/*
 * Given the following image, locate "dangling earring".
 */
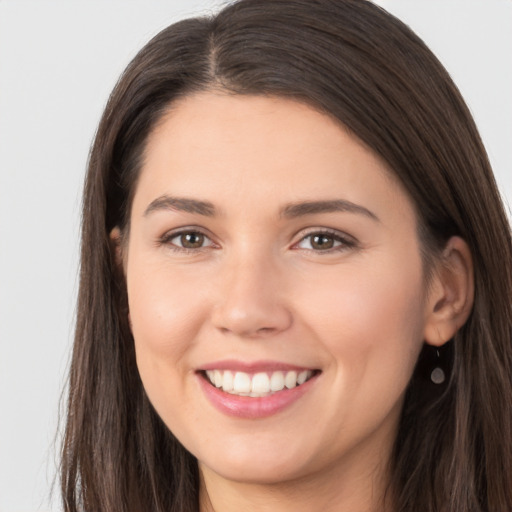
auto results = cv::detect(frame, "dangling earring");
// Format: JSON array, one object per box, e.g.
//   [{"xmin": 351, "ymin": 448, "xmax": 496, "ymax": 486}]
[{"xmin": 430, "ymin": 349, "xmax": 446, "ymax": 384}]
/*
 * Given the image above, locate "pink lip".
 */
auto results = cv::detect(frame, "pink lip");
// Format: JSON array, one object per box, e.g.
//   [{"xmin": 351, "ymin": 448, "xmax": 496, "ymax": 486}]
[
  {"xmin": 199, "ymin": 359, "xmax": 313, "ymax": 373},
  {"xmin": 196, "ymin": 368, "xmax": 320, "ymax": 419}
]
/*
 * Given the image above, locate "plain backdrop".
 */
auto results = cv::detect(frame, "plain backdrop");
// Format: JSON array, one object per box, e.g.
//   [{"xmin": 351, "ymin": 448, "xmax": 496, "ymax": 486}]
[{"xmin": 0, "ymin": 1, "xmax": 510, "ymax": 511}]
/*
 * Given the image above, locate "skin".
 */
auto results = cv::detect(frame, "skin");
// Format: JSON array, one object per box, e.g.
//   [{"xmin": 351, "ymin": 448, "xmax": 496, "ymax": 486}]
[{"xmin": 115, "ymin": 92, "xmax": 473, "ymax": 512}]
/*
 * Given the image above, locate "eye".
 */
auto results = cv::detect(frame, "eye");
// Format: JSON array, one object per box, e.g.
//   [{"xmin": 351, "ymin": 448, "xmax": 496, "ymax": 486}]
[
  {"xmin": 162, "ymin": 230, "xmax": 215, "ymax": 251},
  {"xmin": 294, "ymin": 230, "xmax": 355, "ymax": 252}
]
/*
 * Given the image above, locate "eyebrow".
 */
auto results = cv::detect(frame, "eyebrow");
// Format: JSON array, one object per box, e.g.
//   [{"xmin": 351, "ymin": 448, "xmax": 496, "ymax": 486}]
[
  {"xmin": 280, "ymin": 199, "xmax": 379, "ymax": 222},
  {"xmin": 143, "ymin": 195, "xmax": 379, "ymax": 222},
  {"xmin": 144, "ymin": 195, "xmax": 216, "ymax": 217}
]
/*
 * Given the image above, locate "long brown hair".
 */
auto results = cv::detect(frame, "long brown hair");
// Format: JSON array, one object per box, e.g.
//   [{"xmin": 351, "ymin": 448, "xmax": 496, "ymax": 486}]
[{"xmin": 61, "ymin": 1, "xmax": 512, "ymax": 510}]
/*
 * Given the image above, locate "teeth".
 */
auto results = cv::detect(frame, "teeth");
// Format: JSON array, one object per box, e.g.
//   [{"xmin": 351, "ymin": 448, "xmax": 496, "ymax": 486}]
[
  {"xmin": 222, "ymin": 370, "xmax": 234, "ymax": 392},
  {"xmin": 233, "ymin": 372, "xmax": 251, "ymax": 393},
  {"xmin": 214, "ymin": 370, "xmax": 223, "ymax": 388},
  {"xmin": 251, "ymin": 372, "xmax": 270, "ymax": 393},
  {"xmin": 285, "ymin": 371, "xmax": 297, "ymax": 389},
  {"xmin": 270, "ymin": 371, "xmax": 285, "ymax": 392},
  {"xmin": 297, "ymin": 370, "xmax": 308, "ymax": 385},
  {"xmin": 205, "ymin": 369, "xmax": 314, "ymax": 396}
]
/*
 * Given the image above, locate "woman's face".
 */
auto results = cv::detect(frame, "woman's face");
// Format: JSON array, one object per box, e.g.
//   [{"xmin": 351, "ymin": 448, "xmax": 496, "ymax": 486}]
[{"xmin": 124, "ymin": 92, "xmax": 435, "ymax": 486}]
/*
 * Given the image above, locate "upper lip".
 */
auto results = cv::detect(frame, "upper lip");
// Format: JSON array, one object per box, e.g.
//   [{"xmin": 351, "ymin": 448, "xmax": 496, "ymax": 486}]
[{"xmin": 198, "ymin": 359, "xmax": 318, "ymax": 373}]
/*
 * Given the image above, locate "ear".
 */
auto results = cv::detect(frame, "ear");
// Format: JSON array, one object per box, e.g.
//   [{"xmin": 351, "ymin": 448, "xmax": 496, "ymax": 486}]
[
  {"xmin": 423, "ymin": 236, "xmax": 474, "ymax": 346},
  {"xmin": 109, "ymin": 226, "xmax": 124, "ymax": 270},
  {"xmin": 109, "ymin": 227, "xmax": 132, "ymax": 330}
]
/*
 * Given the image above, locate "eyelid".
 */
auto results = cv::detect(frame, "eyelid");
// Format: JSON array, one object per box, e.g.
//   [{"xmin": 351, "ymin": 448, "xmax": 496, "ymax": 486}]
[
  {"xmin": 159, "ymin": 226, "xmax": 218, "ymax": 251},
  {"xmin": 157, "ymin": 225, "xmax": 357, "ymax": 253},
  {"xmin": 291, "ymin": 227, "xmax": 358, "ymax": 252}
]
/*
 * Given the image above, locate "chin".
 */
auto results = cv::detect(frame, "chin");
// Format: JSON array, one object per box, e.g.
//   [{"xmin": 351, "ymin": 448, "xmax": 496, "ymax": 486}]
[{"xmin": 196, "ymin": 437, "xmax": 319, "ymax": 485}]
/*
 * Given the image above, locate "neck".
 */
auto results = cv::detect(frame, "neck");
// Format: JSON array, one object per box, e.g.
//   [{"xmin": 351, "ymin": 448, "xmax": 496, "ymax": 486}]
[{"xmin": 198, "ymin": 448, "xmax": 394, "ymax": 512}]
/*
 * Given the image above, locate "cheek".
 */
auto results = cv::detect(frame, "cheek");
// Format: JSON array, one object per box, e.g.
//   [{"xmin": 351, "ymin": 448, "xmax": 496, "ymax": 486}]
[
  {"xmin": 125, "ymin": 255, "xmax": 208, "ymax": 405},
  {"xmin": 126, "ymin": 261, "xmax": 216, "ymax": 439},
  {"xmin": 127, "ymin": 257, "xmax": 203, "ymax": 349},
  {"xmin": 297, "ymin": 253, "xmax": 426, "ymax": 390},
  {"xmin": 288, "ymin": 256, "xmax": 427, "ymax": 450}
]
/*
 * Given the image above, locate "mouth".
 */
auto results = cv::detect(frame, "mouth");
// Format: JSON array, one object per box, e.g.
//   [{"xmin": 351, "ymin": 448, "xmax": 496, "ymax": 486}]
[{"xmin": 199, "ymin": 368, "xmax": 320, "ymax": 398}]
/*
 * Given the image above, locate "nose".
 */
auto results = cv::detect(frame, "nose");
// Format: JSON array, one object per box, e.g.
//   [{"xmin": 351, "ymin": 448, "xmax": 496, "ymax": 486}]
[{"xmin": 211, "ymin": 251, "xmax": 293, "ymax": 338}]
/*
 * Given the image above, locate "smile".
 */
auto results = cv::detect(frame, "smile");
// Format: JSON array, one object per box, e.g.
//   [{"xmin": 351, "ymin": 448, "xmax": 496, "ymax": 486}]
[
  {"xmin": 197, "ymin": 364, "xmax": 320, "ymax": 419},
  {"xmin": 204, "ymin": 369, "xmax": 315, "ymax": 397}
]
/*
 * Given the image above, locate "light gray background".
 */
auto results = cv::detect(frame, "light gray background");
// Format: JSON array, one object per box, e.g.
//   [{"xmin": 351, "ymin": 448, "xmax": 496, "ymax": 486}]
[{"xmin": 0, "ymin": 1, "xmax": 510, "ymax": 511}]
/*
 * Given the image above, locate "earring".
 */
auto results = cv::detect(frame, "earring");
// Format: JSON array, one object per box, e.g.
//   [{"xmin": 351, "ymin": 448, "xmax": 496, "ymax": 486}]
[{"xmin": 430, "ymin": 349, "xmax": 446, "ymax": 384}]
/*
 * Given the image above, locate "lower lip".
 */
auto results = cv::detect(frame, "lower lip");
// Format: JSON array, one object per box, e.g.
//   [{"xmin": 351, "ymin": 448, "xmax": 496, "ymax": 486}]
[{"xmin": 197, "ymin": 373, "xmax": 319, "ymax": 419}]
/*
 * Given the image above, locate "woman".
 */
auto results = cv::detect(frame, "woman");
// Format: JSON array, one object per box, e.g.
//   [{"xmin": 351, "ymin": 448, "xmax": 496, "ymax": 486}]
[{"xmin": 60, "ymin": 0, "xmax": 512, "ymax": 511}]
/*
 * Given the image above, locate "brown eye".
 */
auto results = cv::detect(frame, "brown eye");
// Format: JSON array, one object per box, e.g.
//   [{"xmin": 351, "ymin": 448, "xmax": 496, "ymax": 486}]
[
  {"xmin": 165, "ymin": 230, "xmax": 214, "ymax": 251},
  {"xmin": 310, "ymin": 234, "xmax": 335, "ymax": 250},
  {"xmin": 295, "ymin": 231, "xmax": 355, "ymax": 252},
  {"xmin": 180, "ymin": 232, "xmax": 205, "ymax": 248}
]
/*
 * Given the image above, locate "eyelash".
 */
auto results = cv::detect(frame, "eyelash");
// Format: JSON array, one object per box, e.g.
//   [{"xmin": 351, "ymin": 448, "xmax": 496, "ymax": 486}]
[
  {"xmin": 159, "ymin": 228, "xmax": 216, "ymax": 254},
  {"xmin": 293, "ymin": 229, "xmax": 357, "ymax": 254},
  {"xmin": 159, "ymin": 228, "xmax": 357, "ymax": 254}
]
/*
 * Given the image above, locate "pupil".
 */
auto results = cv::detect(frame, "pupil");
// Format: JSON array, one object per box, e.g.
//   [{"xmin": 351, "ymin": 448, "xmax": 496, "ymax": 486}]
[
  {"xmin": 182, "ymin": 232, "xmax": 204, "ymax": 248},
  {"xmin": 312, "ymin": 234, "xmax": 333, "ymax": 250}
]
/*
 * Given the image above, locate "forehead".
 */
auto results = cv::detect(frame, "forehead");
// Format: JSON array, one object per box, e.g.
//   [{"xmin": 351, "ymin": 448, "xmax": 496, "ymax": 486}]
[{"xmin": 133, "ymin": 92, "xmax": 414, "ymax": 223}]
